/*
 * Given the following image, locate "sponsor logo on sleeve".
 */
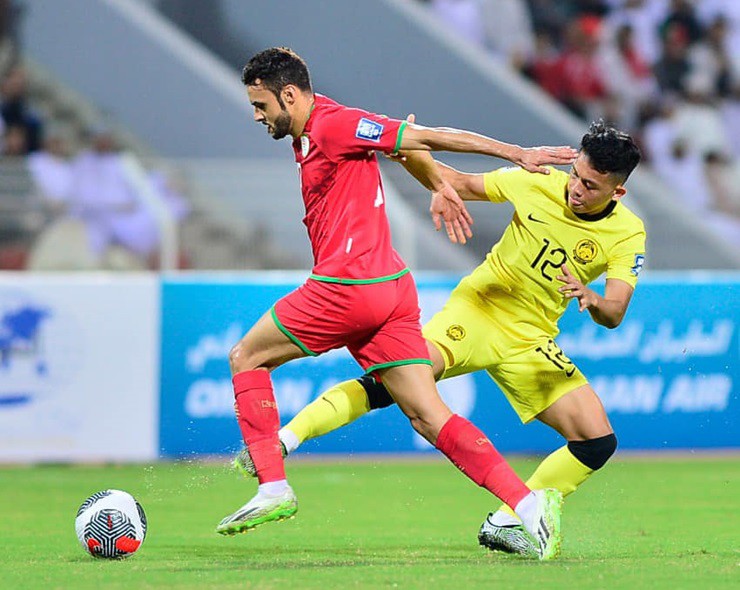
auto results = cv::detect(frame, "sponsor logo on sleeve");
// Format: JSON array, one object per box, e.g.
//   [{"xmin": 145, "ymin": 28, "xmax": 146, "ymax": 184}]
[
  {"xmin": 355, "ymin": 118, "xmax": 384, "ymax": 142},
  {"xmin": 631, "ymin": 254, "xmax": 645, "ymax": 276}
]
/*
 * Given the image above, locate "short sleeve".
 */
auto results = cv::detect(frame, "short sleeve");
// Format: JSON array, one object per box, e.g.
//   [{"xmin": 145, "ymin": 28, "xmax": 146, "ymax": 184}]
[
  {"xmin": 482, "ymin": 167, "xmax": 537, "ymax": 204},
  {"xmin": 606, "ymin": 230, "xmax": 646, "ymax": 288},
  {"xmin": 314, "ymin": 106, "xmax": 405, "ymax": 159}
]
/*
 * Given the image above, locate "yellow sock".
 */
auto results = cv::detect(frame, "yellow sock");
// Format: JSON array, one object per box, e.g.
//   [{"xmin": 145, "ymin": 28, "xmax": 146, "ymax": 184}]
[
  {"xmin": 499, "ymin": 445, "xmax": 594, "ymax": 517},
  {"xmin": 283, "ymin": 379, "xmax": 371, "ymax": 444}
]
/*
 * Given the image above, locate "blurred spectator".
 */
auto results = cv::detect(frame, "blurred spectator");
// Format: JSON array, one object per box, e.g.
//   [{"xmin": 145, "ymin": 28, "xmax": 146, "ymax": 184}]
[
  {"xmin": 721, "ymin": 99, "xmax": 740, "ymax": 156},
  {"xmin": 525, "ymin": 0, "xmax": 570, "ymax": 40},
  {"xmin": 26, "ymin": 129, "xmax": 190, "ymax": 271},
  {"xmin": 673, "ymin": 84, "xmax": 733, "ymax": 158},
  {"xmin": 643, "ymin": 99, "xmax": 740, "ymax": 245},
  {"xmin": 149, "ymin": 167, "xmax": 191, "ymax": 224},
  {"xmin": 660, "ymin": 0, "xmax": 704, "ymax": 46},
  {"xmin": 555, "ymin": 15, "xmax": 609, "ymax": 120},
  {"xmin": 696, "ymin": 0, "xmax": 740, "ymax": 63},
  {"xmin": 1, "ymin": 121, "xmax": 26, "ymax": 155},
  {"xmin": 0, "ymin": 64, "xmax": 42, "ymax": 153},
  {"xmin": 34, "ymin": 128, "xmax": 185, "ymax": 270},
  {"xmin": 430, "ymin": 0, "xmax": 485, "ymax": 46},
  {"xmin": 524, "ymin": 30, "xmax": 562, "ymax": 98},
  {"xmin": 599, "ymin": 23, "xmax": 657, "ymax": 130},
  {"xmin": 686, "ymin": 15, "xmax": 739, "ymax": 99},
  {"xmin": 479, "ymin": 0, "xmax": 536, "ymax": 69},
  {"xmin": 604, "ymin": 0, "xmax": 669, "ymax": 66},
  {"xmin": 27, "ymin": 129, "xmax": 73, "ymax": 210},
  {"xmin": 704, "ymin": 151, "xmax": 740, "ymax": 219},
  {"xmin": 423, "ymin": 0, "xmax": 740, "ymax": 249},
  {"xmin": 652, "ymin": 21, "xmax": 691, "ymax": 96},
  {"xmin": 69, "ymin": 129, "xmax": 161, "ymax": 268},
  {"xmin": 571, "ymin": 0, "xmax": 611, "ymax": 17},
  {"xmin": 643, "ymin": 100, "xmax": 712, "ymax": 208}
]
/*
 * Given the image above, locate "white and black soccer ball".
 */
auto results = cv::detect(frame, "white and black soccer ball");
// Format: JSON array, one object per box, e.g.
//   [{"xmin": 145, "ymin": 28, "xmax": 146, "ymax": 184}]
[{"xmin": 74, "ymin": 489, "xmax": 147, "ymax": 559}]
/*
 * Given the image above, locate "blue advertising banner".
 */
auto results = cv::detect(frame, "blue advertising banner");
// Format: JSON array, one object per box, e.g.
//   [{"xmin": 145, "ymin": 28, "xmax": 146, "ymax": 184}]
[{"xmin": 159, "ymin": 273, "xmax": 738, "ymax": 457}]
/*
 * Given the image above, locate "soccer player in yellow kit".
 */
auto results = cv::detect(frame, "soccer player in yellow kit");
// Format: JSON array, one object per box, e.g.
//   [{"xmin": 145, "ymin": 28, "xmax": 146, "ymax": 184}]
[{"xmin": 235, "ymin": 121, "xmax": 645, "ymax": 557}]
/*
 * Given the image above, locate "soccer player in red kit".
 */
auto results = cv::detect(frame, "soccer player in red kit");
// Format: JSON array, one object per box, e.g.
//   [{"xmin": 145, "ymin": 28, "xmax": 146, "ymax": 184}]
[{"xmin": 216, "ymin": 47, "xmax": 576, "ymax": 560}]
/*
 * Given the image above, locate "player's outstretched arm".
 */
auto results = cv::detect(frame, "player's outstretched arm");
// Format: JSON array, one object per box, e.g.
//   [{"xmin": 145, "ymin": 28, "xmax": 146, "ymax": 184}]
[
  {"xmin": 400, "ymin": 123, "xmax": 577, "ymax": 174},
  {"xmin": 397, "ymin": 150, "xmax": 473, "ymax": 244},
  {"xmin": 392, "ymin": 115, "xmax": 474, "ymax": 244},
  {"xmin": 557, "ymin": 265, "xmax": 634, "ymax": 328}
]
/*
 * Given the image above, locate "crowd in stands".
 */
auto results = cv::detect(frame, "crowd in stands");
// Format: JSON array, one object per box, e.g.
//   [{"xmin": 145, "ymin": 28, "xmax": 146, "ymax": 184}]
[
  {"xmin": 0, "ymin": 61, "xmax": 190, "ymax": 270},
  {"xmin": 425, "ymin": 0, "xmax": 740, "ymax": 246},
  {"xmin": 3, "ymin": 1, "xmax": 738, "ymax": 271},
  {"xmin": 0, "ymin": 0, "xmax": 193, "ymax": 270}
]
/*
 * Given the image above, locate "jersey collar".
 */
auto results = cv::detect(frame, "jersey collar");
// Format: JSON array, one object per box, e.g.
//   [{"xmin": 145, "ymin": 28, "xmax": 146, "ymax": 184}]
[{"xmin": 564, "ymin": 189, "xmax": 618, "ymax": 222}]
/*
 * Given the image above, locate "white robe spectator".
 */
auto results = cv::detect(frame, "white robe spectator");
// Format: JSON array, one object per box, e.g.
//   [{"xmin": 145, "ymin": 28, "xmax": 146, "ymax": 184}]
[
  {"xmin": 27, "ymin": 146, "xmax": 72, "ymax": 205},
  {"xmin": 479, "ymin": 0, "xmax": 535, "ymax": 67},
  {"xmin": 604, "ymin": 0, "xmax": 670, "ymax": 66},
  {"xmin": 696, "ymin": 0, "xmax": 740, "ymax": 66},
  {"xmin": 644, "ymin": 105, "xmax": 740, "ymax": 247},
  {"xmin": 673, "ymin": 96, "xmax": 734, "ymax": 158},
  {"xmin": 430, "ymin": 0, "xmax": 486, "ymax": 47}
]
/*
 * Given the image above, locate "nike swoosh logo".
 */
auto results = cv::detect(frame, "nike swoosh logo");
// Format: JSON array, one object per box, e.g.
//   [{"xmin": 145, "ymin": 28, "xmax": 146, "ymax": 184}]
[{"xmin": 527, "ymin": 213, "xmax": 547, "ymax": 224}]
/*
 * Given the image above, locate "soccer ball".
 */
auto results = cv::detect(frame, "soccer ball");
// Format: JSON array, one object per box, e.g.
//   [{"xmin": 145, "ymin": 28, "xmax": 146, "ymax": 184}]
[{"xmin": 74, "ymin": 489, "xmax": 147, "ymax": 559}]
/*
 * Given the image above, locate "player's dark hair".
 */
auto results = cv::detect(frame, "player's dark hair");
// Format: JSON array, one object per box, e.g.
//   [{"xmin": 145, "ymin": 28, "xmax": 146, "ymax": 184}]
[
  {"xmin": 580, "ymin": 120, "xmax": 641, "ymax": 183},
  {"xmin": 241, "ymin": 47, "xmax": 312, "ymax": 99}
]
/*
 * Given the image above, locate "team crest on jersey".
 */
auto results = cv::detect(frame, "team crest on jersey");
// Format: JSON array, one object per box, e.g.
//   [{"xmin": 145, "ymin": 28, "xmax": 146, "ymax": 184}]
[
  {"xmin": 573, "ymin": 239, "xmax": 598, "ymax": 264},
  {"xmin": 300, "ymin": 135, "xmax": 310, "ymax": 157},
  {"xmin": 446, "ymin": 324, "xmax": 466, "ymax": 341},
  {"xmin": 356, "ymin": 118, "xmax": 383, "ymax": 142},
  {"xmin": 631, "ymin": 253, "xmax": 645, "ymax": 276}
]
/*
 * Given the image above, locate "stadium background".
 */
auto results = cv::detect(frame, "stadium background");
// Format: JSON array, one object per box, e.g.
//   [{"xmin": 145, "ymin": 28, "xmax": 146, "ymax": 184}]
[
  {"xmin": 1, "ymin": 0, "xmax": 737, "ymax": 463},
  {"xmin": 0, "ymin": 4, "xmax": 739, "ymax": 588}
]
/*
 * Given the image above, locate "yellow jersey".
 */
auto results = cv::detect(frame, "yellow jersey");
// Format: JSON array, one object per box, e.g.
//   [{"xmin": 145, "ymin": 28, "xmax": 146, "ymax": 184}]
[{"xmin": 462, "ymin": 166, "xmax": 645, "ymax": 339}]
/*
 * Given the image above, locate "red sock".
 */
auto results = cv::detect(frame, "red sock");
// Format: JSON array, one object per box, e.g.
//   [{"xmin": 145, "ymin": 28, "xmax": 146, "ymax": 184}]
[
  {"xmin": 232, "ymin": 369, "xmax": 285, "ymax": 484},
  {"xmin": 435, "ymin": 414, "xmax": 530, "ymax": 510}
]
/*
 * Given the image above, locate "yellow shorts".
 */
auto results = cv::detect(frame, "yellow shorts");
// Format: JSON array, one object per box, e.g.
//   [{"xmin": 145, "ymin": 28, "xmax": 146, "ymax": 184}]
[{"xmin": 422, "ymin": 282, "xmax": 588, "ymax": 423}]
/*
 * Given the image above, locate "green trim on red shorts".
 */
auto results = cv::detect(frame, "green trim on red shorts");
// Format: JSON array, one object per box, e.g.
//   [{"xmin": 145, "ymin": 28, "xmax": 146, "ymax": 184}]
[
  {"xmin": 309, "ymin": 268, "xmax": 409, "ymax": 284},
  {"xmin": 365, "ymin": 358, "xmax": 433, "ymax": 374},
  {"xmin": 270, "ymin": 306, "xmax": 318, "ymax": 357}
]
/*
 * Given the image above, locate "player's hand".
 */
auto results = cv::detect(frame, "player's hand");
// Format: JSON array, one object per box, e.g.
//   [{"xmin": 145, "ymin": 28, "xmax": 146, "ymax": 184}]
[
  {"xmin": 516, "ymin": 146, "xmax": 578, "ymax": 174},
  {"xmin": 557, "ymin": 264, "xmax": 598, "ymax": 312},
  {"xmin": 430, "ymin": 180, "xmax": 473, "ymax": 244}
]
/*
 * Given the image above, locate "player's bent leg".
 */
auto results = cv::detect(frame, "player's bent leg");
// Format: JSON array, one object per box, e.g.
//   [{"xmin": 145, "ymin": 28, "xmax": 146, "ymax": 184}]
[
  {"xmin": 481, "ymin": 385, "xmax": 615, "ymax": 556},
  {"xmin": 526, "ymin": 383, "xmax": 617, "ymax": 497},
  {"xmin": 233, "ymin": 377, "xmax": 375, "ymax": 477},
  {"xmin": 228, "ymin": 309, "xmax": 308, "ymax": 374},
  {"xmin": 219, "ymin": 309, "xmax": 306, "ymax": 534},
  {"xmin": 376, "ymin": 362, "xmax": 451, "ymax": 443},
  {"xmin": 379, "ymin": 363, "xmax": 563, "ymax": 559}
]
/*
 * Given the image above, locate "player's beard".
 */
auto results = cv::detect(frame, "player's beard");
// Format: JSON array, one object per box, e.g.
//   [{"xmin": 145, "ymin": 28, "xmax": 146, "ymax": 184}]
[{"xmin": 270, "ymin": 109, "xmax": 292, "ymax": 140}]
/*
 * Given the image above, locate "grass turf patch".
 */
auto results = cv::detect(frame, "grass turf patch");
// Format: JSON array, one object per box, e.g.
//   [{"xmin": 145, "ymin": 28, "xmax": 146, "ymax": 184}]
[{"xmin": 0, "ymin": 457, "xmax": 738, "ymax": 589}]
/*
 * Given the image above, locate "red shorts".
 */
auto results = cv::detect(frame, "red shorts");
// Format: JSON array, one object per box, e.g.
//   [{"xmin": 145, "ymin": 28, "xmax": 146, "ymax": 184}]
[{"xmin": 272, "ymin": 273, "xmax": 431, "ymax": 374}]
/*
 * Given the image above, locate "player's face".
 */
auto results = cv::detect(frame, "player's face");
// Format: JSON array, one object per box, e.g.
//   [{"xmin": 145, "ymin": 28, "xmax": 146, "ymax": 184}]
[
  {"xmin": 566, "ymin": 154, "xmax": 626, "ymax": 215},
  {"xmin": 247, "ymin": 83, "xmax": 293, "ymax": 140}
]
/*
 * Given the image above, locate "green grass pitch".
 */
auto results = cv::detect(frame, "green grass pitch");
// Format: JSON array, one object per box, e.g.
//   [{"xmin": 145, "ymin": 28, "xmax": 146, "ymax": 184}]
[{"xmin": 1, "ymin": 456, "xmax": 737, "ymax": 589}]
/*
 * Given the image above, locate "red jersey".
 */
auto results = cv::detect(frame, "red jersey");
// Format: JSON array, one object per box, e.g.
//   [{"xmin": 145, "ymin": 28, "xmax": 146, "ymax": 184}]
[{"xmin": 292, "ymin": 94, "xmax": 408, "ymax": 283}]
